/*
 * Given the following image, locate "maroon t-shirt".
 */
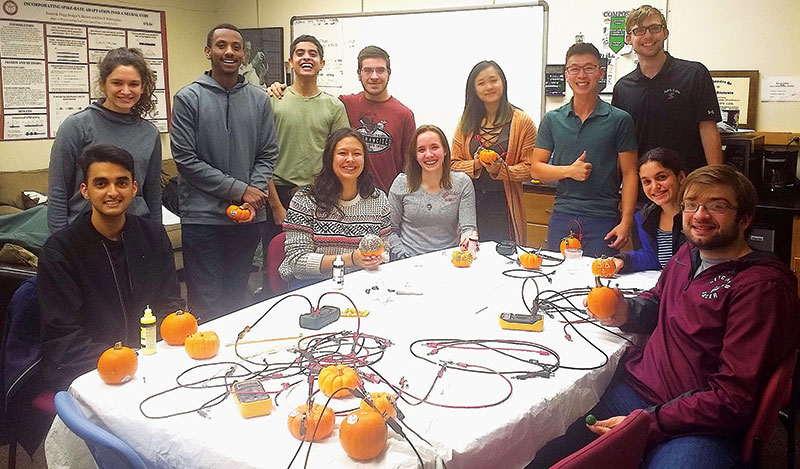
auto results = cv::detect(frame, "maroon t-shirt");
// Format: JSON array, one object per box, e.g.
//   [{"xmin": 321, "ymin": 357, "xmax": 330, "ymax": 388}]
[{"xmin": 339, "ymin": 92, "xmax": 416, "ymax": 194}]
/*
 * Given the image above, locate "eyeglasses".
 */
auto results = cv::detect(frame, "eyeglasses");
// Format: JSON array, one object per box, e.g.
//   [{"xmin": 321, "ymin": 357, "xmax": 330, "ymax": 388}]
[
  {"xmin": 565, "ymin": 65, "xmax": 600, "ymax": 76},
  {"xmin": 680, "ymin": 200, "xmax": 737, "ymax": 214},
  {"xmin": 360, "ymin": 67, "xmax": 388, "ymax": 76},
  {"xmin": 630, "ymin": 24, "xmax": 665, "ymax": 36}
]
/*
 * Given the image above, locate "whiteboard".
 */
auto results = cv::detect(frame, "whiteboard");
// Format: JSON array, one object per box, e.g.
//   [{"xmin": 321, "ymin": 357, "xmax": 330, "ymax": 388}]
[{"xmin": 291, "ymin": 3, "xmax": 548, "ymax": 140}]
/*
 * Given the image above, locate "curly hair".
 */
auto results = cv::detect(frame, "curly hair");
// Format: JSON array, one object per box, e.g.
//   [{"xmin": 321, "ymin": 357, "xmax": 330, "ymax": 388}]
[
  {"xmin": 97, "ymin": 48, "xmax": 156, "ymax": 117},
  {"xmin": 310, "ymin": 128, "xmax": 377, "ymax": 217}
]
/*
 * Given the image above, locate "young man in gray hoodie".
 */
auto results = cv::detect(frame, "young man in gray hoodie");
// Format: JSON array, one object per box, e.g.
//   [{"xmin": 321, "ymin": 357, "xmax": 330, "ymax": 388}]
[{"xmin": 170, "ymin": 24, "xmax": 278, "ymax": 321}]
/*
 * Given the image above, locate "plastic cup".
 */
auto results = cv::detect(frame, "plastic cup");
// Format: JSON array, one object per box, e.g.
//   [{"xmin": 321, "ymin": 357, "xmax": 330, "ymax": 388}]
[{"xmin": 564, "ymin": 248, "xmax": 584, "ymax": 274}]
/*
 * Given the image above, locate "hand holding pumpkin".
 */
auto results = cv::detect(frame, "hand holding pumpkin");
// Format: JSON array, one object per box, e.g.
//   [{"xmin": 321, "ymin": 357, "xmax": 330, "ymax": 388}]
[{"xmin": 585, "ymin": 276, "xmax": 627, "ymax": 327}]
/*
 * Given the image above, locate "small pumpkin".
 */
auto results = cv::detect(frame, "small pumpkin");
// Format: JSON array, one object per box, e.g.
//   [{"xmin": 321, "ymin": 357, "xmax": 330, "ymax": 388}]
[
  {"xmin": 586, "ymin": 276, "xmax": 620, "ymax": 319},
  {"xmin": 519, "ymin": 252, "xmax": 543, "ymax": 269},
  {"xmin": 318, "ymin": 364, "xmax": 360, "ymax": 398},
  {"xmin": 591, "ymin": 255, "xmax": 617, "ymax": 278},
  {"xmin": 451, "ymin": 250, "xmax": 474, "ymax": 268},
  {"xmin": 359, "ymin": 391, "xmax": 397, "ymax": 419},
  {"xmin": 160, "ymin": 310, "xmax": 198, "ymax": 346},
  {"xmin": 339, "ymin": 409, "xmax": 388, "ymax": 461},
  {"xmin": 184, "ymin": 331, "xmax": 220, "ymax": 359},
  {"xmin": 287, "ymin": 403, "xmax": 335, "ymax": 442},
  {"xmin": 226, "ymin": 204, "xmax": 251, "ymax": 221},
  {"xmin": 560, "ymin": 232, "xmax": 582, "ymax": 255},
  {"xmin": 97, "ymin": 342, "xmax": 137, "ymax": 385},
  {"xmin": 478, "ymin": 149, "xmax": 499, "ymax": 164},
  {"xmin": 359, "ymin": 233, "xmax": 385, "ymax": 257}
]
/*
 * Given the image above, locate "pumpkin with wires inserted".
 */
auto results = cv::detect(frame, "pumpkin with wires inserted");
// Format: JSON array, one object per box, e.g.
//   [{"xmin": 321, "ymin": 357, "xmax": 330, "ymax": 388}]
[
  {"xmin": 359, "ymin": 233, "xmax": 385, "ymax": 257},
  {"xmin": 519, "ymin": 252, "xmax": 542, "ymax": 269},
  {"xmin": 339, "ymin": 408, "xmax": 388, "ymax": 460},
  {"xmin": 287, "ymin": 404, "xmax": 335, "ymax": 442},
  {"xmin": 160, "ymin": 310, "xmax": 198, "ymax": 345},
  {"xmin": 478, "ymin": 148, "xmax": 499, "ymax": 164},
  {"xmin": 451, "ymin": 249, "xmax": 474, "ymax": 267},
  {"xmin": 560, "ymin": 232, "xmax": 582, "ymax": 255},
  {"xmin": 97, "ymin": 342, "xmax": 137, "ymax": 385},
  {"xmin": 226, "ymin": 204, "xmax": 251, "ymax": 221},
  {"xmin": 591, "ymin": 255, "xmax": 616, "ymax": 278},
  {"xmin": 318, "ymin": 364, "xmax": 359, "ymax": 398},
  {"xmin": 586, "ymin": 276, "xmax": 620, "ymax": 319},
  {"xmin": 359, "ymin": 391, "xmax": 397, "ymax": 419}
]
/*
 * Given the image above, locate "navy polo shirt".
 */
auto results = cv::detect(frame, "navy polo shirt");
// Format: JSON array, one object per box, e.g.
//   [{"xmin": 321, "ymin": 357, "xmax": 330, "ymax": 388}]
[
  {"xmin": 612, "ymin": 53, "xmax": 721, "ymax": 172},
  {"xmin": 536, "ymin": 98, "xmax": 637, "ymax": 218}
]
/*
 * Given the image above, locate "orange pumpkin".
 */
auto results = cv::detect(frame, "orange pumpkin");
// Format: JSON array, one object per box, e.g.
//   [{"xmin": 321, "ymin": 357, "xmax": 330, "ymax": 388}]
[
  {"xmin": 287, "ymin": 404, "xmax": 335, "ymax": 442},
  {"xmin": 591, "ymin": 256, "xmax": 617, "ymax": 278},
  {"xmin": 560, "ymin": 233, "xmax": 582, "ymax": 255},
  {"xmin": 97, "ymin": 342, "xmax": 137, "ymax": 385},
  {"xmin": 226, "ymin": 204, "xmax": 251, "ymax": 221},
  {"xmin": 318, "ymin": 364, "xmax": 360, "ymax": 398},
  {"xmin": 451, "ymin": 250, "xmax": 474, "ymax": 267},
  {"xmin": 184, "ymin": 331, "xmax": 219, "ymax": 359},
  {"xmin": 359, "ymin": 391, "xmax": 397, "ymax": 419},
  {"xmin": 160, "ymin": 310, "xmax": 198, "ymax": 346},
  {"xmin": 519, "ymin": 253, "xmax": 543, "ymax": 269},
  {"xmin": 359, "ymin": 233, "xmax": 385, "ymax": 257},
  {"xmin": 478, "ymin": 149, "xmax": 499, "ymax": 164},
  {"xmin": 586, "ymin": 276, "xmax": 620, "ymax": 319},
  {"xmin": 339, "ymin": 409, "xmax": 388, "ymax": 460}
]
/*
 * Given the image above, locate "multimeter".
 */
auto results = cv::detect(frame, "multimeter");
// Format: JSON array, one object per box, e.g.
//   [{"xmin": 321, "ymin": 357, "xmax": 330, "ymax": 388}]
[
  {"xmin": 299, "ymin": 305, "xmax": 340, "ymax": 330},
  {"xmin": 232, "ymin": 379, "xmax": 273, "ymax": 418},
  {"xmin": 499, "ymin": 312, "xmax": 544, "ymax": 332}
]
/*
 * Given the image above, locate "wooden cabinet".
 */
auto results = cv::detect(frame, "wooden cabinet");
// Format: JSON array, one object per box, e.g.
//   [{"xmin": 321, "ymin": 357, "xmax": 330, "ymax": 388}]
[
  {"xmin": 792, "ymin": 215, "xmax": 800, "ymax": 292},
  {"xmin": 523, "ymin": 190, "xmax": 555, "ymax": 248}
]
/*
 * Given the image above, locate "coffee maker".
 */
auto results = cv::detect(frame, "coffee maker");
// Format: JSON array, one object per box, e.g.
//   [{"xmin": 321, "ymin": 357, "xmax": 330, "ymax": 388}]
[{"xmin": 762, "ymin": 146, "xmax": 799, "ymax": 195}]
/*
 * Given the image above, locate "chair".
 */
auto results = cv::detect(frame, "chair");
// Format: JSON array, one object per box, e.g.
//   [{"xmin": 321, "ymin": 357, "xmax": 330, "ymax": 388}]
[
  {"xmin": 54, "ymin": 391, "xmax": 147, "ymax": 469},
  {"xmin": 550, "ymin": 409, "xmax": 650, "ymax": 469},
  {"xmin": 265, "ymin": 232, "xmax": 287, "ymax": 296},
  {"xmin": 740, "ymin": 348, "xmax": 799, "ymax": 468}
]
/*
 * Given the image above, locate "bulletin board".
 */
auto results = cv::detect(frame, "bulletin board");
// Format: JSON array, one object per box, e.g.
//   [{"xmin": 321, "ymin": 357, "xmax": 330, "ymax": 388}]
[
  {"xmin": 0, "ymin": 0, "xmax": 169, "ymax": 141},
  {"xmin": 291, "ymin": 3, "xmax": 548, "ymax": 138}
]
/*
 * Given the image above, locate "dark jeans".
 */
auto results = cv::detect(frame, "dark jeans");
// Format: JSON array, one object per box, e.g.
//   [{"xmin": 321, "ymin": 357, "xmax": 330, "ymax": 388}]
[
  {"xmin": 475, "ymin": 189, "xmax": 512, "ymax": 243},
  {"xmin": 528, "ymin": 375, "xmax": 738, "ymax": 469},
  {"xmin": 182, "ymin": 222, "xmax": 263, "ymax": 322},
  {"xmin": 546, "ymin": 210, "xmax": 620, "ymax": 258}
]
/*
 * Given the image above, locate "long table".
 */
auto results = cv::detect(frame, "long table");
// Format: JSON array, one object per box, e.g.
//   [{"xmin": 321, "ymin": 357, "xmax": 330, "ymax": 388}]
[{"xmin": 45, "ymin": 243, "xmax": 661, "ymax": 468}]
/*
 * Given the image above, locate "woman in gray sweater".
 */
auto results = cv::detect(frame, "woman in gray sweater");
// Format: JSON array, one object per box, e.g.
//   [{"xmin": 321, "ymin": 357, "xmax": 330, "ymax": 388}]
[
  {"xmin": 388, "ymin": 125, "xmax": 477, "ymax": 259},
  {"xmin": 48, "ymin": 47, "xmax": 161, "ymax": 233}
]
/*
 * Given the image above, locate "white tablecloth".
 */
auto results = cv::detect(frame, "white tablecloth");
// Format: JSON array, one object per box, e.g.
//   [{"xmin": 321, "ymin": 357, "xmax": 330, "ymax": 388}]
[{"xmin": 45, "ymin": 243, "xmax": 661, "ymax": 468}]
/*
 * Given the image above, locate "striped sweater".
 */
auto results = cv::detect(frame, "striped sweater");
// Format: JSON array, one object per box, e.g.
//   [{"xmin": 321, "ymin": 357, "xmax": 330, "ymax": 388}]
[{"xmin": 279, "ymin": 186, "xmax": 391, "ymax": 280}]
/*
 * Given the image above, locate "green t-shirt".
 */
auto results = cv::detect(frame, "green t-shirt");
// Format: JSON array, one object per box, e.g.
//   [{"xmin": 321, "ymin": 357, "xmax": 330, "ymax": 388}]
[{"xmin": 271, "ymin": 88, "xmax": 350, "ymax": 186}]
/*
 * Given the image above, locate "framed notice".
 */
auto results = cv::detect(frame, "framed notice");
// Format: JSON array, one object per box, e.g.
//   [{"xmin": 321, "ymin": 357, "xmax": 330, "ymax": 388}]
[
  {"xmin": 239, "ymin": 27, "xmax": 284, "ymax": 89},
  {"xmin": 710, "ymin": 70, "xmax": 758, "ymax": 128},
  {"xmin": 0, "ymin": 0, "xmax": 169, "ymax": 140}
]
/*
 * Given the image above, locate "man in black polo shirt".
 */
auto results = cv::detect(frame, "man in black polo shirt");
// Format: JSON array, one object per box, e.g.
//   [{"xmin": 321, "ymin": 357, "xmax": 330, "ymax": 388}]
[{"xmin": 612, "ymin": 5, "xmax": 722, "ymax": 173}]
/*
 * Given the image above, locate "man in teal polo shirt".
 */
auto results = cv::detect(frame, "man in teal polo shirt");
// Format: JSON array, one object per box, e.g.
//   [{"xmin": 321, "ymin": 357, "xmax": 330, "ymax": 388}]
[{"xmin": 531, "ymin": 42, "xmax": 638, "ymax": 257}]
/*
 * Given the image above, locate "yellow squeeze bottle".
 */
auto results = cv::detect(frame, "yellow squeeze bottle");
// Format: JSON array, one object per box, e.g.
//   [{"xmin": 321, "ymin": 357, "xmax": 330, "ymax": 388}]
[{"xmin": 140, "ymin": 305, "xmax": 157, "ymax": 355}]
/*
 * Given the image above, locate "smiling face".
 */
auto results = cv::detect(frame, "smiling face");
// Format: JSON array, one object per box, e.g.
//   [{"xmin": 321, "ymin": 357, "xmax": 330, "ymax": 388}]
[
  {"xmin": 289, "ymin": 41, "xmax": 324, "ymax": 79},
  {"xmin": 205, "ymin": 28, "xmax": 245, "ymax": 79},
  {"xmin": 358, "ymin": 57, "xmax": 390, "ymax": 100},
  {"xmin": 639, "ymin": 161, "xmax": 684, "ymax": 207},
  {"xmin": 627, "ymin": 15, "xmax": 668, "ymax": 59},
  {"xmin": 99, "ymin": 65, "xmax": 143, "ymax": 114},
  {"xmin": 565, "ymin": 53, "xmax": 600, "ymax": 97},
  {"xmin": 474, "ymin": 66, "xmax": 504, "ymax": 106},
  {"xmin": 415, "ymin": 130, "xmax": 446, "ymax": 175},
  {"xmin": 332, "ymin": 136, "xmax": 365, "ymax": 186},
  {"xmin": 682, "ymin": 185, "xmax": 747, "ymax": 252},
  {"xmin": 80, "ymin": 161, "xmax": 138, "ymax": 219}
]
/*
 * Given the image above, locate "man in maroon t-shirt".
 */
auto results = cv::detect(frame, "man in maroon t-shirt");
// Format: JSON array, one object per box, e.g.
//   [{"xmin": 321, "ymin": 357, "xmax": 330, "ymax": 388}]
[{"xmin": 268, "ymin": 45, "xmax": 416, "ymax": 193}]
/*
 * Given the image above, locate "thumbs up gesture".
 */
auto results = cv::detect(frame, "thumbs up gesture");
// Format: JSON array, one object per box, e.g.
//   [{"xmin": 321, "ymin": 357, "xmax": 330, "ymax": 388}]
[{"xmin": 568, "ymin": 151, "xmax": 592, "ymax": 181}]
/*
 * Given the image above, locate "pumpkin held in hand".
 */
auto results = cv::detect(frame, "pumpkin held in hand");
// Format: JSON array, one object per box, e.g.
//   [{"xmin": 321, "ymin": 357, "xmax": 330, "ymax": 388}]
[
  {"xmin": 226, "ymin": 204, "xmax": 251, "ymax": 221},
  {"xmin": 97, "ymin": 342, "xmax": 137, "ymax": 385},
  {"xmin": 519, "ymin": 252, "xmax": 543, "ymax": 269},
  {"xmin": 559, "ymin": 232, "xmax": 582, "ymax": 255},
  {"xmin": 339, "ymin": 409, "xmax": 388, "ymax": 460},
  {"xmin": 359, "ymin": 391, "xmax": 397, "ymax": 419},
  {"xmin": 287, "ymin": 404, "xmax": 335, "ymax": 442},
  {"xmin": 591, "ymin": 256, "xmax": 616, "ymax": 278},
  {"xmin": 451, "ymin": 250, "xmax": 474, "ymax": 267},
  {"xmin": 160, "ymin": 310, "xmax": 198, "ymax": 346},
  {"xmin": 478, "ymin": 149, "xmax": 499, "ymax": 164},
  {"xmin": 586, "ymin": 276, "xmax": 620, "ymax": 319},
  {"xmin": 359, "ymin": 233, "xmax": 385, "ymax": 257},
  {"xmin": 185, "ymin": 331, "xmax": 220, "ymax": 359},
  {"xmin": 318, "ymin": 364, "xmax": 360, "ymax": 398}
]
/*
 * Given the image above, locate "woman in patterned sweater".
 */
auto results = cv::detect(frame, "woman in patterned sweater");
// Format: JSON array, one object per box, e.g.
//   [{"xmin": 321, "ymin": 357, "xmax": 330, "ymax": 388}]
[{"xmin": 279, "ymin": 129, "xmax": 391, "ymax": 285}]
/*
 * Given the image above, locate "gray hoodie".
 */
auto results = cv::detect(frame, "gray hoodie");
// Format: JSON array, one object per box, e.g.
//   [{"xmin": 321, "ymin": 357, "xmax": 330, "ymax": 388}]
[{"xmin": 170, "ymin": 73, "xmax": 278, "ymax": 224}]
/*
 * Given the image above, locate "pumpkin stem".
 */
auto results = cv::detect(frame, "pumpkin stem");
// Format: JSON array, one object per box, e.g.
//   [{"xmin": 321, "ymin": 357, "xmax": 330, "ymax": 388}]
[
  {"xmin": 113, "ymin": 341, "xmax": 123, "ymax": 349},
  {"xmin": 594, "ymin": 276, "xmax": 603, "ymax": 288}
]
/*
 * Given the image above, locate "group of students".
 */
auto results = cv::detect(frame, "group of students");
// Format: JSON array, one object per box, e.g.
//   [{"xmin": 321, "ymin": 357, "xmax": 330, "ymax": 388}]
[{"xmin": 23, "ymin": 4, "xmax": 800, "ymax": 468}]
